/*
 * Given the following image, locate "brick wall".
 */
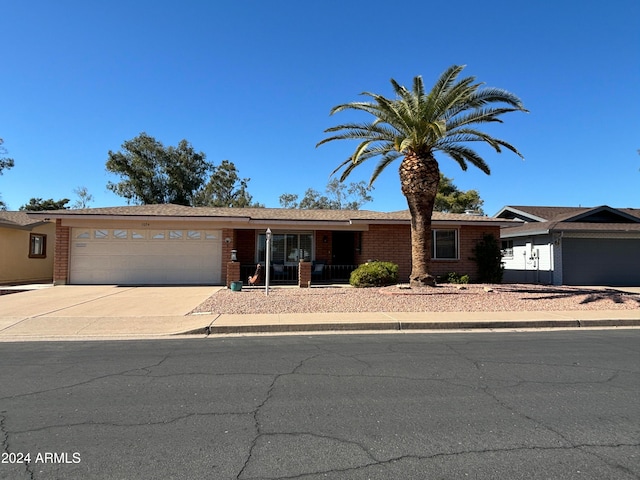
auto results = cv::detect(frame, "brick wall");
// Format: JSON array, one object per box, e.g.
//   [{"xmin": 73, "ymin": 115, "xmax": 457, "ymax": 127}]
[
  {"xmin": 54, "ymin": 219, "xmax": 70, "ymax": 285},
  {"xmin": 356, "ymin": 224, "xmax": 412, "ymax": 282},
  {"xmin": 355, "ymin": 223, "xmax": 501, "ymax": 284},
  {"xmin": 235, "ymin": 230, "xmax": 256, "ymax": 264},
  {"xmin": 314, "ymin": 230, "xmax": 332, "ymax": 263}
]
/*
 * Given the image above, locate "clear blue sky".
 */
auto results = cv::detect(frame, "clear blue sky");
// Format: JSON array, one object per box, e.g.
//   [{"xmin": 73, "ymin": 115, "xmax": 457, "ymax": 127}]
[{"xmin": 2, "ymin": 0, "xmax": 639, "ymax": 215}]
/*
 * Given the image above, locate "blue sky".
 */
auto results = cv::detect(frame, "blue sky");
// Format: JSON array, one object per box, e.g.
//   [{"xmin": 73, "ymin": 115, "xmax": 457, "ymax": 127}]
[{"xmin": 2, "ymin": 0, "xmax": 638, "ymax": 215}]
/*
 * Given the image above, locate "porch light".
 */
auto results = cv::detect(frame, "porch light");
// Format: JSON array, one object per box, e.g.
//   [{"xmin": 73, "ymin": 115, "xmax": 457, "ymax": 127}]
[{"xmin": 231, "ymin": 249, "xmax": 237, "ymax": 262}]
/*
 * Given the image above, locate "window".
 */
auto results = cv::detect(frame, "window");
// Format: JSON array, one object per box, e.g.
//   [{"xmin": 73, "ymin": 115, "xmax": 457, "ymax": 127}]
[
  {"xmin": 94, "ymin": 229, "xmax": 108, "ymax": 239},
  {"xmin": 29, "ymin": 233, "xmax": 47, "ymax": 258},
  {"xmin": 501, "ymin": 240, "xmax": 514, "ymax": 258},
  {"xmin": 132, "ymin": 231, "xmax": 145, "ymax": 240},
  {"xmin": 432, "ymin": 229, "xmax": 458, "ymax": 259},
  {"xmin": 169, "ymin": 230, "xmax": 183, "ymax": 240},
  {"xmin": 187, "ymin": 231, "xmax": 201, "ymax": 240},
  {"xmin": 257, "ymin": 232, "xmax": 313, "ymax": 264},
  {"xmin": 113, "ymin": 229, "xmax": 127, "ymax": 239}
]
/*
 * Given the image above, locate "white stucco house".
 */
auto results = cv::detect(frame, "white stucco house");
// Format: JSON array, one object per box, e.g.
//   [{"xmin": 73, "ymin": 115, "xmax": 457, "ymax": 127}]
[{"xmin": 496, "ymin": 205, "xmax": 640, "ymax": 286}]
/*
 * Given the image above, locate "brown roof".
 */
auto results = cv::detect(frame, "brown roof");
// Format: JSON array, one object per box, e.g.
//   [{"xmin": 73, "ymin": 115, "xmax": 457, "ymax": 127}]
[
  {"xmin": 25, "ymin": 204, "xmax": 507, "ymax": 225},
  {"xmin": 0, "ymin": 211, "xmax": 50, "ymax": 229}
]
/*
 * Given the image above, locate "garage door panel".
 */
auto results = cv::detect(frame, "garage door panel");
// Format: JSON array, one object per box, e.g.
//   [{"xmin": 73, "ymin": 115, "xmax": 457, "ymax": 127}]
[
  {"xmin": 563, "ymin": 238, "xmax": 640, "ymax": 286},
  {"xmin": 70, "ymin": 228, "xmax": 222, "ymax": 285}
]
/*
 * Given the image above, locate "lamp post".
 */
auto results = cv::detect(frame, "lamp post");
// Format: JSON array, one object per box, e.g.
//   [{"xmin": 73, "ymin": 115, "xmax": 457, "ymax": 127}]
[{"xmin": 265, "ymin": 228, "xmax": 272, "ymax": 296}]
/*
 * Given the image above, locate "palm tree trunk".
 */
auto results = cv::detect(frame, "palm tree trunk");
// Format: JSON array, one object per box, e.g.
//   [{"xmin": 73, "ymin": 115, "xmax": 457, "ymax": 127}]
[{"xmin": 399, "ymin": 153, "xmax": 440, "ymax": 287}]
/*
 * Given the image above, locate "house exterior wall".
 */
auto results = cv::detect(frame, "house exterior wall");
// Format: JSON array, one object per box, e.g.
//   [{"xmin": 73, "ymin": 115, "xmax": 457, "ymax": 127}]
[
  {"xmin": 315, "ymin": 230, "xmax": 332, "ymax": 263},
  {"xmin": 0, "ymin": 222, "xmax": 56, "ymax": 284},
  {"xmin": 51, "ymin": 218, "xmax": 503, "ymax": 286},
  {"xmin": 356, "ymin": 224, "xmax": 501, "ymax": 283},
  {"xmin": 501, "ymin": 235, "xmax": 554, "ymax": 284}
]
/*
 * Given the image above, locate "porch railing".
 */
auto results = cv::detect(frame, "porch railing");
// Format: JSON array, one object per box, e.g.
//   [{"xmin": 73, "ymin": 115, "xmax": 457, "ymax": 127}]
[{"xmin": 240, "ymin": 264, "xmax": 358, "ymax": 286}]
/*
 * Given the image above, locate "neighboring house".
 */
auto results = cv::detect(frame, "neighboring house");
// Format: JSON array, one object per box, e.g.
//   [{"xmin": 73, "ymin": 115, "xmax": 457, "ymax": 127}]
[
  {"xmin": 27, "ymin": 204, "xmax": 508, "ymax": 286},
  {"xmin": 0, "ymin": 211, "xmax": 55, "ymax": 285},
  {"xmin": 496, "ymin": 205, "xmax": 640, "ymax": 286}
]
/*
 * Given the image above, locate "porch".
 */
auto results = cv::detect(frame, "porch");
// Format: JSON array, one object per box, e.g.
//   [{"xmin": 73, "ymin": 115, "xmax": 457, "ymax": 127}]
[{"xmin": 240, "ymin": 263, "xmax": 357, "ymax": 285}]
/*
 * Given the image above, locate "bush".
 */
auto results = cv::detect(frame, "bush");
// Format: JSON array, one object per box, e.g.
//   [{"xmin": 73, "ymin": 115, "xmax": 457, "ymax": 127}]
[
  {"xmin": 444, "ymin": 272, "xmax": 469, "ymax": 284},
  {"xmin": 472, "ymin": 233, "xmax": 504, "ymax": 283},
  {"xmin": 350, "ymin": 261, "xmax": 399, "ymax": 287}
]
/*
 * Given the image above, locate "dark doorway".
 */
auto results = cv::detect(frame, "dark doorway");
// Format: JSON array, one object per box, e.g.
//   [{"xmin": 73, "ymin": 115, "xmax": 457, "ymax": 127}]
[{"xmin": 332, "ymin": 232, "xmax": 355, "ymax": 265}]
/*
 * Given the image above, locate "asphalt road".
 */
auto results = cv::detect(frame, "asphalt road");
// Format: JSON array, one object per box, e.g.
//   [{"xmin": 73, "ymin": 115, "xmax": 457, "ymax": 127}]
[{"xmin": 1, "ymin": 330, "xmax": 638, "ymax": 479}]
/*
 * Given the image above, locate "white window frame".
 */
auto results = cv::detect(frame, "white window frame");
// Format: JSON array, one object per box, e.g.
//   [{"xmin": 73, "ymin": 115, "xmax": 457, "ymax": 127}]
[
  {"xmin": 257, "ymin": 231, "xmax": 314, "ymax": 265},
  {"xmin": 501, "ymin": 240, "xmax": 514, "ymax": 258}
]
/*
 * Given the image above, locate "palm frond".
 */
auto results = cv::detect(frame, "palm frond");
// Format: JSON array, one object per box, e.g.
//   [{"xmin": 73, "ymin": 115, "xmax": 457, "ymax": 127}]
[
  {"xmin": 318, "ymin": 64, "xmax": 526, "ymax": 183},
  {"xmin": 369, "ymin": 151, "xmax": 403, "ymax": 185},
  {"xmin": 439, "ymin": 143, "xmax": 491, "ymax": 174}
]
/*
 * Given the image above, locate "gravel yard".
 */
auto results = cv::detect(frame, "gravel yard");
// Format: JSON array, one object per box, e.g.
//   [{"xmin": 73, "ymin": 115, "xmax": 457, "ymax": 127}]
[{"xmin": 191, "ymin": 284, "xmax": 640, "ymax": 315}]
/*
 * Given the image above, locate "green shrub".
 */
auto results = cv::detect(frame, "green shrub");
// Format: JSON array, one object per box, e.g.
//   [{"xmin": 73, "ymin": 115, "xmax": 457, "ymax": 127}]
[
  {"xmin": 445, "ymin": 272, "xmax": 469, "ymax": 284},
  {"xmin": 472, "ymin": 233, "xmax": 504, "ymax": 283},
  {"xmin": 349, "ymin": 261, "xmax": 399, "ymax": 287}
]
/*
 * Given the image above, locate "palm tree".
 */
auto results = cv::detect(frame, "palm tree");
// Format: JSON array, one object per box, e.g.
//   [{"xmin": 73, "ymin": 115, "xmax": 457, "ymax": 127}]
[{"xmin": 317, "ymin": 65, "xmax": 528, "ymax": 287}]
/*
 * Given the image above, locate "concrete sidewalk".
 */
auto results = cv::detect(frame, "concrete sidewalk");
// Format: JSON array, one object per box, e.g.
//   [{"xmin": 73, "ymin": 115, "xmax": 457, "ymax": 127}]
[{"xmin": 0, "ymin": 285, "xmax": 638, "ymax": 340}]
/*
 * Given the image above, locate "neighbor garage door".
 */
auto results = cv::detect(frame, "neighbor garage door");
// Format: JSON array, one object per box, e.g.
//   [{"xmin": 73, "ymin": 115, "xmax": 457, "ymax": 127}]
[
  {"xmin": 562, "ymin": 238, "xmax": 640, "ymax": 286},
  {"xmin": 70, "ymin": 228, "xmax": 222, "ymax": 285}
]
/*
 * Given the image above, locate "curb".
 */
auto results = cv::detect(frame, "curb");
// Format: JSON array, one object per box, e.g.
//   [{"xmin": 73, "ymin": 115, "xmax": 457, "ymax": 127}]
[{"xmin": 181, "ymin": 318, "xmax": 640, "ymax": 335}]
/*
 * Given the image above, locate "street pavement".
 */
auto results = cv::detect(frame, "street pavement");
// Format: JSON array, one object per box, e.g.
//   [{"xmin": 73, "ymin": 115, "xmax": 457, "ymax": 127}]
[
  {"xmin": 1, "ymin": 331, "xmax": 638, "ymax": 479},
  {"xmin": 0, "ymin": 285, "xmax": 639, "ymax": 341}
]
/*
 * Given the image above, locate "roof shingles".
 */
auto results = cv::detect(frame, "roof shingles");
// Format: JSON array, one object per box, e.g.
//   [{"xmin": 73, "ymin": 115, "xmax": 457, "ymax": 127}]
[{"xmin": 25, "ymin": 204, "xmax": 505, "ymax": 224}]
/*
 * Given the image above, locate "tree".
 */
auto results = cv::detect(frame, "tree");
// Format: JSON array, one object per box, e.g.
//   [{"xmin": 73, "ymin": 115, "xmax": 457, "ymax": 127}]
[
  {"xmin": 317, "ymin": 65, "xmax": 527, "ymax": 287},
  {"xmin": 72, "ymin": 186, "xmax": 94, "ymax": 209},
  {"xmin": 193, "ymin": 160, "xmax": 263, "ymax": 208},
  {"xmin": 435, "ymin": 173, "xmax": 484, "ymax": 214},
  {"xmin": 20, "ymin": 198, "xmax": 70, "ymax": 211},
  {"xmin": 279, "ymin": 179, "xmax": 373, "ymax": 209},
  {"xmin": 106, "ymin": 133, "xmax": 210, "ymax": 205},
  {"xmin": 0, "ymin": 138, "xmax": 15, "ymax": 211}
]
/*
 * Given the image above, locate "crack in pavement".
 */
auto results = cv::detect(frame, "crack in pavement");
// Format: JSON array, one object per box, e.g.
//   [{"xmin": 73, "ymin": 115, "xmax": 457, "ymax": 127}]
[
  {"xmin": 237, "ymin": 352, "xmax": 329, "ymax": 480},
  {"xmin": 237, "ymin": 440, "xmax": 640, "ymax": 480},
  {"xmin": 0, "ymin": 353, "xmax": 174, "ymax": 401},
  {"xmin": 1, "ymin": 411, "xmax": 35, "ymax": 480},
  {"xmin": 9, "ymin": 411, "xmax": 255, "ymax": 435},
  {"xmin": 442, "ymin": 341, "xmax": 638, "ymax": 478}
]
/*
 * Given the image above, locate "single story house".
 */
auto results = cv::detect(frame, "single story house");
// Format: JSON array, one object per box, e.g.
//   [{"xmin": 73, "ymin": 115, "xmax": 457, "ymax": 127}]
[
  {"xmin": 496, "ymin": 205, "xmax": 640, "ymax": 286},
  {"xmin": 0, "ymin": 211, "xmax": 55, "ymax": 285},
  {"xmin": 27, "ymin": 204, "xmax": 508, "ymax": 286}
]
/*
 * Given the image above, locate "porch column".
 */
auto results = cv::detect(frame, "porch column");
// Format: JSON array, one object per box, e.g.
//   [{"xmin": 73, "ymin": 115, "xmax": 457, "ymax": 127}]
[
  {"xmin": 54, "ymin": 219, "xmax": 70, "ymax": 285},
  {"xmin": 298, "ymin": 260, "xmax": 311, "ymax": 288},
  {"xmin": 226, "ymin": 261, "xmax": 241, "ymax": 288}
]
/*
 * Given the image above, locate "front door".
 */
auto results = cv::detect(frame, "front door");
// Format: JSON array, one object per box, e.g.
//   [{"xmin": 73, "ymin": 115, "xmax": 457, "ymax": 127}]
[{"xmin": 332, "ymin": 231, "xmax": 355, "ymax": 265}]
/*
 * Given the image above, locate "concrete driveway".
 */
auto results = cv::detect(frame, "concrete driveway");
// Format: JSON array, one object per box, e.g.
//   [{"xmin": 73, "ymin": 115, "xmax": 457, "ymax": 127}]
[{"xmin": 0, "ymin": 285, "xmax": 220, "ymax": 338}]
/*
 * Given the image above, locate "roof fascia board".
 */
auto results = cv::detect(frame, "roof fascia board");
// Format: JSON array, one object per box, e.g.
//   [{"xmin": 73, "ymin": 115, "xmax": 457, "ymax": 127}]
[
  {"xmin": 568, "ymin": 205, "xmax": 640, "ymax": 223},
  {"xmin": 495, "ymin": 206, "xmax": 547, "ymax": 222},
  {"xmin": 501, "ymin": 228, "xmax": 551, "ymax": 238},
  {"xmin": 0, "ymin": 220, "xmax": 50, "ymax": 231}
]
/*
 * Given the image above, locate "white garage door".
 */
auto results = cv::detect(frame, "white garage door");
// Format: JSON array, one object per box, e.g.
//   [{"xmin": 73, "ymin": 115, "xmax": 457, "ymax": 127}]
[{"xmin": 70, "ymin": 228, "xmax": 222, "ymax": 285}]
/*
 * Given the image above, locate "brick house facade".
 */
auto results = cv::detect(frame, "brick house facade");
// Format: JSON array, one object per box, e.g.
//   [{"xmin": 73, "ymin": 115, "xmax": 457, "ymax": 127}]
[{"xmin": 32, "ymin": 205, "xmax": 506, "ymax": 286}]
